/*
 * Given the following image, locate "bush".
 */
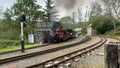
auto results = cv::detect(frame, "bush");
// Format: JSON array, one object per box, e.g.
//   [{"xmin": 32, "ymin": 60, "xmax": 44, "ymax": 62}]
[
  {"xmin": 89, "ymin": 15, "xmax": 114, "ymax": 34},
  {"xmin": 115, "ymin": 31, "xmax": 120, "ymax": 35},
  {"xmin": 105, "ymin": 27, "xmax": 120, "ymax": 36},
  {"xmin": 0, "ymin": 39, "xmax": 20, "ymax": 48}
]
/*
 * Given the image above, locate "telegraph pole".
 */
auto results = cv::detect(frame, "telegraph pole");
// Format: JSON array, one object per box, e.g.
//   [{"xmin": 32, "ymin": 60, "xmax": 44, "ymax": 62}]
[{"xmin": 20, "ymin": 13, "xmax": 26, "ymax": 53}]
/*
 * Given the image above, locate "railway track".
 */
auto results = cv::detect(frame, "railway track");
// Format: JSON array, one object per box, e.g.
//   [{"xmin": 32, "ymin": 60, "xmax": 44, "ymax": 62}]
[
  {"xmin": 106, "ymin": 36, "xmax": 120, "ymax": 44},
  {"xmin": 0, "ymin": 36, "xmax": 86, "ymax": 55},
  {"xmin": 26, "ymin": 37, "xmax": 107, "ymax": 68},
  {"xmin": 0, "ymin": 36, "xmax": 91, "ymax": 65}
]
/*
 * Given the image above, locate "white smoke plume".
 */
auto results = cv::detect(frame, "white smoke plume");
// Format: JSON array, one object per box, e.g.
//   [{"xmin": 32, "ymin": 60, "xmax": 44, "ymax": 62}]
[
  {"xmin": 54, "ymin": 0, "xmax": 87, "ymax": 17},
  {"xmin": 55, "ymin": 0, "xmax": 86, "ymax": 10},
  {"xmin": 54, "ymin": 0, "xmax": 98, "ymax": 18},
  {"xmin": 55, "ymin": 0, "xmax": 77, "ymax": 10}
]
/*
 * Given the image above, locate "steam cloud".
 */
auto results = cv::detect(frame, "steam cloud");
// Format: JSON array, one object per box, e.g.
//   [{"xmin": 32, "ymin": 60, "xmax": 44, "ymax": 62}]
[
  {"xmin": 54, "ymin": 0, "xmax": 96, "ymax": 17},
  {"xmin": 55, "ymin": 0, "xmax": 77, "ymax": 10},
  {"xmin": 54, "ymin": 0, "xmax": 87, "ymax": 10}
]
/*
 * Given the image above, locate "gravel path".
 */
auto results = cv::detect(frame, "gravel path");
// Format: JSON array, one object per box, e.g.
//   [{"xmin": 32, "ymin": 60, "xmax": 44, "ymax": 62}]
[
  {"xmin": 69, "ymin": 38, "xmax": 120, "ymax": 68},
  {"xmin": 0, "ymin": 36, "xmax": 101, "ymax": 68},
  {"xmin": 0, "ymin": 36, "xmax": 84, "ymax": 60}
]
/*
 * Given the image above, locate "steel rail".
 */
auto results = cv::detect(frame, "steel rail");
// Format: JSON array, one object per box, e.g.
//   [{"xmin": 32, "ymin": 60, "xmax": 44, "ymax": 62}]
[
  {"xmin": 0, "ymin": 37, "xmax": 88, "ymax": 55},
  {"xmin": 26, "ymin": 37, "xmax": 107, "ymax": 68},
  {"xmin": 0, "ymin": 36, "xmax": 91, "ymax": 65}
]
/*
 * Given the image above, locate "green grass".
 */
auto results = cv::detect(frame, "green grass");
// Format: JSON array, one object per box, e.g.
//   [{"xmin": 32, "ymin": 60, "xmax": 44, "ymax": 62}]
[
  {"xmin": 111, "ymin": 36, "xmax": 120, "ymax": 40},
  {"xmin": 105, "ymin": 27, "xmax": 120, "ymax": 36},
  {"xmin": 0, "ymin": 43, "xmax": 40, "ymax": 52},
  {"xmin": 104, "ymin": 35, "xmax": 120, "ymax": 39}
]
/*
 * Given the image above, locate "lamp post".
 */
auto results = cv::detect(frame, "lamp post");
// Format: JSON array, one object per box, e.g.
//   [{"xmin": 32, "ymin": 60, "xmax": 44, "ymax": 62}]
[{"xmin": 19, "ymin": 13, "xmax": 26, "ymax": 53}]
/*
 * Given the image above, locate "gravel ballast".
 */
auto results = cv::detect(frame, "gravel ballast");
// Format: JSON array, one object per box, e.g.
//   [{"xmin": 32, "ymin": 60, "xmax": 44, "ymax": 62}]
[
  {"xmin": 69, "ymin": 38, "xmax": 120, "ymax": 68},
  {"xmin": 0, "ymin": 36, "xmax": 85, "ymax": 60},
  {"xmin": 0, "ymin": 37, "xmax": 101, "ymax": 68}
]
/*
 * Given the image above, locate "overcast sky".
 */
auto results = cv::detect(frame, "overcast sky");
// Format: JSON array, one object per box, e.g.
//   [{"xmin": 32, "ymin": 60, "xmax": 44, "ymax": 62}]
[
  {"xmin": 0, "ymin": 0, "xmax": 97, "ymax": 20},
  {"xmin": 0, "ymin": 0, "xmax": 45, "ymax": 11},
  {"xmin": 0, "ymin": 0, "xmax": 16, "ymax": 10},
  {"xmin": 0, "ymin": 0, "xmax": 45, "ymax": 19}
]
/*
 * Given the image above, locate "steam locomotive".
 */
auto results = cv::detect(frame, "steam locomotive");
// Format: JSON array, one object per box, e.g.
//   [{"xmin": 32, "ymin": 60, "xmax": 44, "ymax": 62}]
[{"xmin": 50, "ymin": 27, "xmax": 76, "ymax": 43}]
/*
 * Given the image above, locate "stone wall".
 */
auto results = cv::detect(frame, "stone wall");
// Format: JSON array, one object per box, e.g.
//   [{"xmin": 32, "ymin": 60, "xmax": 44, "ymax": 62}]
[
  {"xmin": 34, "ymin": 21, "xmax": 52, "ymax": 43},
  {"xmin": 34, "ymin": 31, "xmax": 43, "ymax": 43},
  {"xmin": 104, "ymin": 44, "xmax": 119, "ymax": 68},
  {"xmin": 87, "ymin": 27, "xmax": 93, "ymax": 36},
  {"xmin": 87, "ymin": 27, "xmax": 96, "ymax": 36},
  {"xmin": 118, "ymin": 47, "xmax": 120, "ymax": 67}
]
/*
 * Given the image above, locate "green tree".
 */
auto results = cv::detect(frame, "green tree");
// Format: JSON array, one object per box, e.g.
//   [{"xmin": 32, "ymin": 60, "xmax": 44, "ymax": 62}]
[
  {"xmin": 45, "ymin": 0, "xmax": 51, "ymax": 22},
  {"xmin": 81, "ymin": 22, "xmax": 89, "ymax": 35},
  {"xmin": 0, "ymin": 0, "xmax": 47, "ymax": 40},
  {"xmin": 45, "ymin": 0, "xmax": 58, "ymax": 22},
  {"xmin": 0, "ymin": 7, "xmax": 2, "ymax": 16},
  {"xmin": 71, "ymin": 11, "xmax": 77, "ymax": 29},
  {"xmin": 89, "ymin": 15, "xmax": 114, "ymax": 34},
  {"xmin": 59, "ymin": 16, "xmax": 73, "ymax": 29},
  {"xmin": 0, "ymin": 8, "xmax": 20, "ymax": 40},
  {"xmin": 12, "ymin": 0, "xmax": 46, "ymax": 33},
  {"xmin": 77, "ymin": 8, "xmax": 82, "ymax": 27},
  {"xmin": 102, "ymin": 0, "xmax": 120, "ymax": 28}
]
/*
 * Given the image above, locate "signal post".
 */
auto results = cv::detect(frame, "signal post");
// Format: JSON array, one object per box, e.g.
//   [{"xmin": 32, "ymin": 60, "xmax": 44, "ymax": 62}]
[{"xmin": 19, "ymin": 13, "xmax": 26, "ymax": 53}]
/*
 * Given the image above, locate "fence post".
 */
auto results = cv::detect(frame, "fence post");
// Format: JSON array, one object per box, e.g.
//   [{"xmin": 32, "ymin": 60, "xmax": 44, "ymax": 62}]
[{"xmin": 104, "ymin": 44, "xmax": 119, "ymax": 68}]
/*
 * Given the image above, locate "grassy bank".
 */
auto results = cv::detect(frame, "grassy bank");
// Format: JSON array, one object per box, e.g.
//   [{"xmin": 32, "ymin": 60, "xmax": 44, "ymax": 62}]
[
  {"xmin": 104, "ymin": 35, "xmax": 120, "ymax": 39},
  {"xmin": 0, "ymin": 43, "xmax": 39, "ymax": 52},
  {"xmin": 111, "ymin": 36, "xmax": 120, "ymax": 39}
]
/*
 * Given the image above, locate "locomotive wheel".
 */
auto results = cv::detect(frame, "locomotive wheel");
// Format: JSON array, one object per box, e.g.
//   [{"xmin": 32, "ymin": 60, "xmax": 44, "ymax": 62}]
[{"xmin": 60, "ymin": 38, "xmax": 64, "ymax": 42}]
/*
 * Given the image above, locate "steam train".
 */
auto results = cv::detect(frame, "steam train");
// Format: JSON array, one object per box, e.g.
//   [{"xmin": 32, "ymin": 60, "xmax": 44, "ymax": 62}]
[{"xmin": 50, "ymin": 27, "xmax": 76, "ymax": 43}]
